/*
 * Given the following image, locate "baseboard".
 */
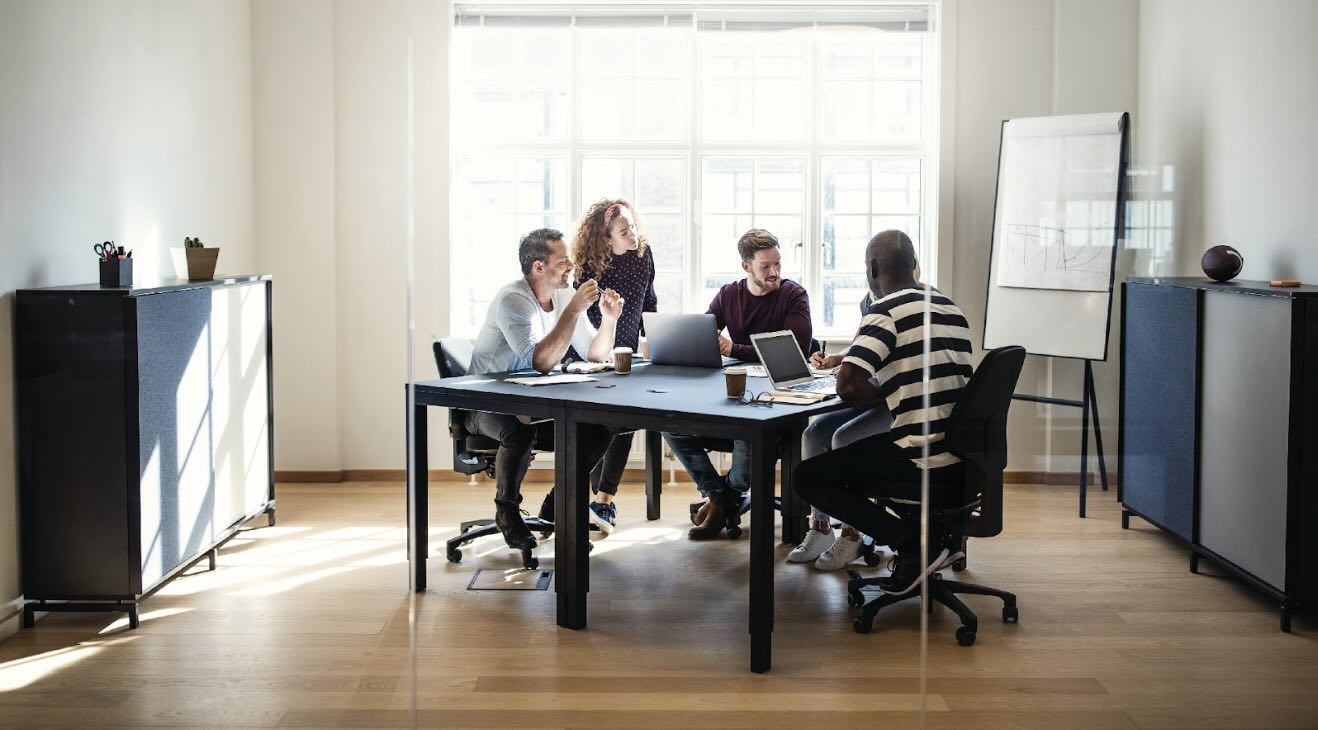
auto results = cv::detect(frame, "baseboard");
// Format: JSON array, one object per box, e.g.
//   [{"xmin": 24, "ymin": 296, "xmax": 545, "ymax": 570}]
[
  {"xmin": 0, "ymin": 596, "xmax": 25, "ymax": 640},
  {"xmin": 1004, "ymin": 470, "xmax": 1118, "ymax": 486},
  {"xmin": 276, "ymin": 470, "xmax": 345, "ymax": 483},
  {"xmin": 277, "ymin": 468, "xmax": 1116, "ymax": 486}
]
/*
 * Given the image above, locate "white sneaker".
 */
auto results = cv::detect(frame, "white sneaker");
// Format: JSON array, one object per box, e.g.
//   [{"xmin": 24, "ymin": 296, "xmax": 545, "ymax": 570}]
[
  {"xmin": 787, "ymin": 529, "xmax": 835, "ymax": 563},
  {"xmin": 814, "ymin": 534, "xmax": 864, "ymax": 571}
]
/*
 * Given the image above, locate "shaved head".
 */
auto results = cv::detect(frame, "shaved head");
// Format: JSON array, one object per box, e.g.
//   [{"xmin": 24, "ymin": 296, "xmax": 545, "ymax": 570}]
[{"xmin": 865, "ymin": 230, "xmax": 917, "ymax": 297}]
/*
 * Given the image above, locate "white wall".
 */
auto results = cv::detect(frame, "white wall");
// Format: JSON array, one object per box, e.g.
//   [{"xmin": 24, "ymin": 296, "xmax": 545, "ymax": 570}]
[
  {"xmin": 0, "ymin": 0, "xmax": 254, "ymax": 640},
  {"xmin": 1137, "ymin": 0, "xmax": 1318, "ymax": 283},
  {"xmin": 176, "ymin": 0, "xmax": 1318, "ymax": 485},
  {"xmin": 252, "ymin": 0, "xmax": 340, "ymax": 470},
  {"xmin": 945, "ymin": 0, "xmax": 1138, "ymax": 476}
]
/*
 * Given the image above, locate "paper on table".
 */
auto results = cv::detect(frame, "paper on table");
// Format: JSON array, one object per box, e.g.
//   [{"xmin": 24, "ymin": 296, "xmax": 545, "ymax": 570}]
[
  {"xmin": 766, "ymin": 389, "xmax": 832, "ymax": 405},
  {"xmin": 745, "ymin": 365, "xmax": 769, "ymax": 378},
  {"xmin": 505, "ymin": 374, "xmax": 597, "ymax": 386},
  {"xmin": 565, "ymin": 361, "xmax": 612, "ymax": 374}
]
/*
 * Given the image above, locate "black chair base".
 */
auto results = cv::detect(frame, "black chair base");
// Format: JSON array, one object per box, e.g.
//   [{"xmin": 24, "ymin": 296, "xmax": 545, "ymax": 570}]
[
  {"xmin": 845, "ymin": 570, "xmax": 1018, "ymax": 645},
  {"xmin": 445, "ymin": 516, "xmax": 597, "ymax": 571}
]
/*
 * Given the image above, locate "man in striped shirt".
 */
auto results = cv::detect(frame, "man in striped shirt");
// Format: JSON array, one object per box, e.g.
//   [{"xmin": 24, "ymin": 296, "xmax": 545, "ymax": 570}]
[{"xmin": 793, "ymin": 230, "xmax": 974, "ymax": 594}]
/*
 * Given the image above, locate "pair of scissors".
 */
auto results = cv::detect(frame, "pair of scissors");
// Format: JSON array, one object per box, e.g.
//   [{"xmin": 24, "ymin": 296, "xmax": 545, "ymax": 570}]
[{"xmin": 93, "ymin": 241, "xmax": 117, "ymax": 259}]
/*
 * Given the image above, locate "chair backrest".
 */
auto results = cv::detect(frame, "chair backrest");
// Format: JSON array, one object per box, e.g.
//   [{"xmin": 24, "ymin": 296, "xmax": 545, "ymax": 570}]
[
  {"xmin": 434, "ymin": 337, "xmax": 474, "ymax": 378},
  {"xmin": 944, "ymin": 345, "xmax": 1026, "ymax": 539}
]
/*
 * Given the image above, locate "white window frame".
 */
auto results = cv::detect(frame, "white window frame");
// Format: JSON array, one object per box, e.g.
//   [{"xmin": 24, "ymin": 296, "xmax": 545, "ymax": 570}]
[{"xmin": 449, "ymin": 3, "xmax": 942, "ymax": 340}]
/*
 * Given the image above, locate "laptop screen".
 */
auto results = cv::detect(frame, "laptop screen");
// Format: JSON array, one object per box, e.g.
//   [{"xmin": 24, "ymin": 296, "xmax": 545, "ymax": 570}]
[{"xmin": 755, "ymin": 332, "xmax": 811, "ymax": 383}]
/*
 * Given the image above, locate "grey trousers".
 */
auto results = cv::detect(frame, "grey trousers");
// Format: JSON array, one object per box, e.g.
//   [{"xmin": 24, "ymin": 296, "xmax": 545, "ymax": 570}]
[{"xmin": 800, "ymin": 405, "xmax": 893, "ymax": 524}]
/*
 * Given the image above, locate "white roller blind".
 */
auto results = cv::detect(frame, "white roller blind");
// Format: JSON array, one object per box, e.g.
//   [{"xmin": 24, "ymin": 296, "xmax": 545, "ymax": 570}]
[{"xmin": 453, "ymin": 3, "xmax": 932, "ymax": 31}]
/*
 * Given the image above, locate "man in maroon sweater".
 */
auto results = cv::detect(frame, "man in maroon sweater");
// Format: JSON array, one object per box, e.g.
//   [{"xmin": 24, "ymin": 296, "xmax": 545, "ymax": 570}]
[{"xmin": 666, "ymin": 229, "xmax": 814, "ymax": 539}]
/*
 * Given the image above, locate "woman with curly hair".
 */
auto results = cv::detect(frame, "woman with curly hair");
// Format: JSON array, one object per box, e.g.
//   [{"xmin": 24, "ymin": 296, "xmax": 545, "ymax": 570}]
[{"xmin": 570, "ymin": 198, "xmax": 658, "ymax": 534}]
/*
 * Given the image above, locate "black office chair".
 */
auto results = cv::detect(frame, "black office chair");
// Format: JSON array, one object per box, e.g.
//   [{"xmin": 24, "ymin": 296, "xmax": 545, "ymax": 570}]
[
  {"xmin": 845, "ymin": 345, "xmax": 1026, "ymax": 646},
  {"xmin": 434, "ymin": 338, "xmax": 553, "ymax": 570}
]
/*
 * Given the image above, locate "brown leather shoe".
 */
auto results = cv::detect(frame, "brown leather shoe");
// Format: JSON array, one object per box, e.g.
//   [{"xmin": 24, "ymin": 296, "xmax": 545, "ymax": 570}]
[
  {"xmin": 687, "ymin": 496, "xmax": 726, "ymax": 540},
  {"xmin": 691, "ymin": 498, "xmax": 715, "ymax": 526}
]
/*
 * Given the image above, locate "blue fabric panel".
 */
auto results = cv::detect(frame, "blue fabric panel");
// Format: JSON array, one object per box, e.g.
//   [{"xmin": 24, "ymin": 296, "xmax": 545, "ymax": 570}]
[
  {"xmin": 135, "ymin": 288, "xmax": 215, "ymax": 589},
  {"xmin": 1122, "ymin": 282, "xmax": 1197, "ymax": 539}
]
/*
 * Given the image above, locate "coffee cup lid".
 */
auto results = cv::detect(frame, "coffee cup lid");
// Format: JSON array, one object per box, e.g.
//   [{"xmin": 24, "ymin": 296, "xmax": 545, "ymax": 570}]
[
  {"xmin": 724, "ymin": 366, "xmax": 747, "ymax": 375},
  {"xmin": 613, "ymin": 347, "xmax": 633, "ymax": 354}
]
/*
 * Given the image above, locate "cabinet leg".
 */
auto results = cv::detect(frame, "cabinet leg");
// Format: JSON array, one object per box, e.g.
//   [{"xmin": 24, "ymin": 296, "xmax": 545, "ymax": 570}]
[
  {"xmin": 266, "ymin": 507, "xmax": 276, "ymax": 527},
  {"xmin": 1121, "ymin": 510, "xmax": 1130, "ymax": 529},
  {"xmin": 208, "ymin": 548, "xmax": 218, "ymax": 571},
  {"xmin": 128, "ymin": 604, "xmax": 140, "ymax": 630},
  {"xmin": 22, "ymin": 605, "xmax": 35, "ymax": 629},
  {"xmin": 1189, "ymin": 552, "xmax": 1200, "ymax": 574},
  {"xmin": 1281, "ymin": 606, "xmax": 1293, "ymax": 633}
]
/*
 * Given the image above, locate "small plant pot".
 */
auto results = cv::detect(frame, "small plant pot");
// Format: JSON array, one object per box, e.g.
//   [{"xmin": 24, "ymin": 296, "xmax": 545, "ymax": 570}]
[{"xmin": 172, "ymin": 247, "xmax": 220, "ymax": 281}]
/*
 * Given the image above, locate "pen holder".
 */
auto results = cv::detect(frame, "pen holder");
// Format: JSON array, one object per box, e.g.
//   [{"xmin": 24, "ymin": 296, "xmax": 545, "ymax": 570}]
[{"xmin": 99, "ymin": 257, "xmax": 133, "ymax": 288}]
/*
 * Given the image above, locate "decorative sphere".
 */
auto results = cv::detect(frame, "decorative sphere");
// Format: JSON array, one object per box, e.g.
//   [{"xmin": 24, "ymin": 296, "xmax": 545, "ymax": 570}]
[{"xmin": 1201, "ymin": 245, "xmax": 1243, "ymax": 282}]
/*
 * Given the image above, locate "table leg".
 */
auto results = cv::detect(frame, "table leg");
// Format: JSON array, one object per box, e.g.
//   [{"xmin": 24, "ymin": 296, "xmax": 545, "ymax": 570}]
[
  {"xmin": 779, "ymin": 421, "xmax": 807, "ymax": 545},
  {"xmin": 645, "ymin": 430, "xmax": 662, "ymax": 521},
  {"xmin": 555, "ymin": 409, "xmax": 589, "ymax": 629},
  {"xmin": 407, "ymin": 394, "xmax": 428, "ymax": 592},
  {"xmin": 749, "ymin": 431, "xmax": 775, "ymax": 673}
]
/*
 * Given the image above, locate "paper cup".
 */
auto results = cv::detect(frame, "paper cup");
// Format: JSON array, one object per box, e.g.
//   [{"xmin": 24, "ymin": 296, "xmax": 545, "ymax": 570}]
[
  {"xmin": 613, "ymin": 347, "xmax": 633, "ymax": 374},
  {"xmin": 724, "ymin": 366, "xmax": 747, "ymax": 398}
]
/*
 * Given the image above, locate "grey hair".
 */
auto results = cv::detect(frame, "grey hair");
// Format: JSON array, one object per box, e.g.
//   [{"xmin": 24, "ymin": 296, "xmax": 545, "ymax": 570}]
[{"xmin": 519, "ymin": 228, "xmax": 565, "ymax": 275}]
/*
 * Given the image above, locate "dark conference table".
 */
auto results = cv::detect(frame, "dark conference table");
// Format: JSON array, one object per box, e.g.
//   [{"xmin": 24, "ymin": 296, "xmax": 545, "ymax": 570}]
[{"xmin": 406, "ymin": 363, "xmax": 853, "ymax": 672}]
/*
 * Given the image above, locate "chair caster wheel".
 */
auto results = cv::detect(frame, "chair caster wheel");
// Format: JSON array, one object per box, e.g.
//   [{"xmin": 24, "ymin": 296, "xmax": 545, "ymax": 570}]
[
  {"xmin": 863, "ymin": 551, "xmax": 883, "ymax": 567},
  {"xmin": 846, "ymin": 592, "xmax": 865, "ymax": 609},
  {"xmin": 539, "ymin": 532, "xmax": 552, "ymax": 539},
  {"xmin": 447, "ymin": 549, "xmax": 462, "ymax": 563},
  {"xmin": 853, "ymin": 616, "xmax": 873, "ymax": 634},
  {"xmin": 521, "ymin": 551, "xmax": 539, "ymax": 570},
  {"xmin": 1002, "ymin": 605, "xmax": 1019, "ymax": 623},
  {"xmin": 726, "ymin": 525, "xmax": 743, "ymax": 539},
  {"xmin": 956, "ymin": 626, "xmax": 976, "ymax": 646}
]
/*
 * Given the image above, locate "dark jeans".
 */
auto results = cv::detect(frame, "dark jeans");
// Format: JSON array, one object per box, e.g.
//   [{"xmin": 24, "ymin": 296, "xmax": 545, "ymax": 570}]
[
  {"xmin": 464, "ymin": 411, "xmax": 613, "ymax": 507},
  {"xmin": 590, "ymin": 430, "xmax": 633, "ymax": 496},
  {"xmin": 662, "ymin": 433, "xmax": 749, "ymax": 498},
  {"xmin": 792, "ymin": 433, "xmax": 963, "ymax": 551}
]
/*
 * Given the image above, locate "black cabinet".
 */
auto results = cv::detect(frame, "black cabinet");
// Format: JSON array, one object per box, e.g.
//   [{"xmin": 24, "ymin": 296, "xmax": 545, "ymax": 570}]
[
  {"xmin": 16, "ymin": 276, "xmax": 274, "ymax": 627},
  {"xmin": 1120, "ymin": 278, "xmax": 1318, "ymax": 630}
]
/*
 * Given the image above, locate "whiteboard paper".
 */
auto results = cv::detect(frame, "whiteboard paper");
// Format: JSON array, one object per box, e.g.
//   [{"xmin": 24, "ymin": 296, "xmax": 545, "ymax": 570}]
[{"xmin": 983, "ymin": 112, "xmax": 1128, "ymax": 360}]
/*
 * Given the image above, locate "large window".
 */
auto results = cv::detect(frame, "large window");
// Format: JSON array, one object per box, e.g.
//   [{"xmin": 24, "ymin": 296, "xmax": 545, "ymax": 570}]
[{"xmin": 450, "ymin": 3, "xmax": 940, "ymax": 338}]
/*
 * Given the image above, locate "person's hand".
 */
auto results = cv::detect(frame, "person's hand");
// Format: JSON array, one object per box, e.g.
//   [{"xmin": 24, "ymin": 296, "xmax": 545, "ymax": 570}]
[
  {"xmin": 717, "ymin": 332, "xmax": 733, "ymax": 356},
  {"xmin": 568, "ymin": 279, "xmax": 600, "ymax": 315},
  {"xmin": 811, "ymin": 352, "xmax": 844, "ymax": 369},
  {"xmin": 599, "ymin": 287, "xmax": 624, "ymax": 321}
]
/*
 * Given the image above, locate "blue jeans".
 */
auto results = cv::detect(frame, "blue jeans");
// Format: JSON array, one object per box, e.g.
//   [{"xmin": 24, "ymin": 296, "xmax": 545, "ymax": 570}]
[
  {"xmin": 663, "ymin": 433, "xmax": 750, "ymax": 498},
  {"xmin": 801, "ymin": 406, "xmax": 892, "ymax": 524}
]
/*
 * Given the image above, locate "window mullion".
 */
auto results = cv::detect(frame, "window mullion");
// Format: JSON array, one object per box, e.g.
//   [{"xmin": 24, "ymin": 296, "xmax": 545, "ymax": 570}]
[
  {"xmin": 569, "ymin": 20, "xmax": 582, "ymax": 226},
  {"xmin": 688, "ymin": 26, "xmax": 701, "ymax": 312},
  {"xmin": 805, "ymin": 25, "xmax": 821, "ymax": 323}
]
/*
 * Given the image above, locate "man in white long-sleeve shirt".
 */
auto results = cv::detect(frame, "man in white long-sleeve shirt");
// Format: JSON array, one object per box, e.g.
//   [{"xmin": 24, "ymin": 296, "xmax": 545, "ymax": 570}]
[{"xmin": 466, "ymin": 228, "xmax": 625, "ymax": 549}]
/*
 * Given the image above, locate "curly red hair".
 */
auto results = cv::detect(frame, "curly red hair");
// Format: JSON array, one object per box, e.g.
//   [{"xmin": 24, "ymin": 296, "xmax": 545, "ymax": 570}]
[{"xmin": 571, "ymin": 199, "xmax": 648, "ymax": 283}]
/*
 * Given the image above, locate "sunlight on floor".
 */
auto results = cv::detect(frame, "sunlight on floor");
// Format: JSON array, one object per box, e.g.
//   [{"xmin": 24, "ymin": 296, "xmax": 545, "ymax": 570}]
[
  {"xmin": 0, "ymin": 637, "xmax": 136, "ymax": 691},
  {"xmin": 97, "ymin": 607, "xmax": 194, "ymax": 635}
]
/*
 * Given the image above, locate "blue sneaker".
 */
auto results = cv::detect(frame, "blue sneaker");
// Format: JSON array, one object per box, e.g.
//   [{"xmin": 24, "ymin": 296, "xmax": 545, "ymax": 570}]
[{"xmin": 588, "ymin": 501, "xmax": 616, "ymax": 536}]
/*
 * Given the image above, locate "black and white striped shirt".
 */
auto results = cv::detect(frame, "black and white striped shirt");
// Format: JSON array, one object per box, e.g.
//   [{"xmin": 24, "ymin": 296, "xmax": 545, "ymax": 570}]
[{"xmin": 842, "ymin": 288, "xmax": 974, "ymax": 469}]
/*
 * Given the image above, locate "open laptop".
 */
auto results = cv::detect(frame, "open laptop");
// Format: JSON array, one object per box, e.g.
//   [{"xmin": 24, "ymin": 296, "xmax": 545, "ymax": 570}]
[
  {"xmin": 750, "ymin": 330, "xmax": 837, "ymax": 395},
  {"xmin": 643, "ymin": 312, "xmax": 739, "ymax": 368}
]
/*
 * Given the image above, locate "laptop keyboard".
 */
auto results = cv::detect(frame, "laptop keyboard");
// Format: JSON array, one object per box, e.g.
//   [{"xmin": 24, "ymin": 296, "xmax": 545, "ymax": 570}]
[{"xmin": 789, "ymin": 377, "xmax": 836, "ymax": 392}]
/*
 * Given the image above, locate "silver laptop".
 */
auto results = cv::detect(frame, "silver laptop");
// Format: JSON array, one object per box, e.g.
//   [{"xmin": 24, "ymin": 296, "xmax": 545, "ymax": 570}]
[
  {"xmin": 643, "ymin": 313, "xmax": 738, "ymax": 368},
  {"xmin": 750, "ymin": 330, "xmax": 837, "ymax": 395}
]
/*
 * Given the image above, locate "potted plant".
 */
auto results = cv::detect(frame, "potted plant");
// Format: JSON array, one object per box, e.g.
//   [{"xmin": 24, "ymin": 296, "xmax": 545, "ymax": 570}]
[{"xmin": 173, "ymin": 236, "xmax": 220, "ymax": 281}]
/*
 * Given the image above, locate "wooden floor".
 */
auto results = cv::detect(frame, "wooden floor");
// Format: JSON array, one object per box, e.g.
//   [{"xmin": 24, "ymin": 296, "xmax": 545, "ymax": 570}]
[{"xmin": 1, "ymin": 480, "xmax": 1315, "ymax": 729}]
